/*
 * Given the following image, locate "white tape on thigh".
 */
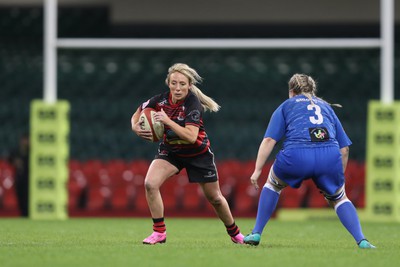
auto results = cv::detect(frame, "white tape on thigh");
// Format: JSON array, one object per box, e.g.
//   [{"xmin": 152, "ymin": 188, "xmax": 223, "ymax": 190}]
[
  {"xmin": 334, "ymin": 199, "xmax": 350, "ymax": 212},
  {"xmin": 263, "ymin": 168, "xmax": 283, "ymax": 194},
  {"xmin": 264, "ymin": 182, "xmax": 281, "ymax": 194},
  {"xmin": 323, "ymin": 185, "xmax": 345, "ymax": 202}
]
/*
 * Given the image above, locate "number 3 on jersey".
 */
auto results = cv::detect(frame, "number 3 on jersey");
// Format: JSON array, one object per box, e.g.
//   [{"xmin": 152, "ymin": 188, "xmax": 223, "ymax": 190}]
[{"xmin": 307, "ymin": 104, "xmax": 323, "ymax": 124}]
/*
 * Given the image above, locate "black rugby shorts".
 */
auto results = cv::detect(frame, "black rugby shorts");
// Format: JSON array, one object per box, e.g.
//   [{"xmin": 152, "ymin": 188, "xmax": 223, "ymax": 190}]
[{"xmin": 155, "ymin": 148, "xmax": 218, "ymax": 183}]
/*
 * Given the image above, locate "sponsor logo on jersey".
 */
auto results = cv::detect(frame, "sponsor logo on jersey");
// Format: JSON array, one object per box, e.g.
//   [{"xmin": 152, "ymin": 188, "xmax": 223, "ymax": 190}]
[
  {"xmin": 309, "ymin": 127, "xmax": 330, "ymax": 142},
  {"xmin": 177, "ymin": 111, "xmax": 185, "ymax": 121},
  {"xmin": 158, "ymin": 149, "xmax": 169, "ymax": 156},
  {"xmin": 158, "ymin": 98, "xmax": 168, "ymax": 106}
]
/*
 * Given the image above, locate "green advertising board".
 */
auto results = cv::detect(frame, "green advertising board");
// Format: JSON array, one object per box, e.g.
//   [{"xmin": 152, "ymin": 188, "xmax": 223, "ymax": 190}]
[
  {"xmin": 366, "ymin": 101, "xmax": 400, "ymax": 222},
  {"xmin": 29, "ymin": 100, "xmax": 70, "ymax": 220}
]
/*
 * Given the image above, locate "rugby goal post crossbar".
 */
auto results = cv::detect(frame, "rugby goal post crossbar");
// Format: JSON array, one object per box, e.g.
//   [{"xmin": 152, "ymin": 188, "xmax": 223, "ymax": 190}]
[{"xmin": 44, "ymin": 0, "xmax": 394, "ymax": 104}]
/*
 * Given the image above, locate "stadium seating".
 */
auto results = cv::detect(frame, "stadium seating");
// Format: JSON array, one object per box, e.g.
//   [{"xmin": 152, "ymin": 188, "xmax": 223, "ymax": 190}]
[
  {"xmin": 68, "ymin": 160, "xmax": 88, "ymax": 210},
  {"xmin": 0, "ymin": 158, "xmax": 369, "ymax": 217},
  {"xmin": 279, "ymin": 187, "xmax": 307, "ymax": 208},
  {"xmin": 344, "ymin": 161, "xmax": 366, "ymax": 208}
]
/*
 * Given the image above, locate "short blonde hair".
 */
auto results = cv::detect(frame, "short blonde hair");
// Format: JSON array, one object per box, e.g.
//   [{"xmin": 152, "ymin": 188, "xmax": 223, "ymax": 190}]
[{"xmin": 165, "ymin": 63, "xmax": 220, "ymax": 112}]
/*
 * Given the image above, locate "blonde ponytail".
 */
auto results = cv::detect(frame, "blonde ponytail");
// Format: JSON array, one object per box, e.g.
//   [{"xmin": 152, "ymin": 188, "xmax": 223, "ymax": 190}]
[{"xmin": 190, "ymin": 85, "xmax": 221, "ymax": 112}]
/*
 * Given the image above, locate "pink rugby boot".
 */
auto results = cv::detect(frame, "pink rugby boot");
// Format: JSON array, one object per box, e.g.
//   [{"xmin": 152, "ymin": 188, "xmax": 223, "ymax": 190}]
[
  {"xmin": 142, "ymin": 232, "xmax": 167, "ymax": 245},
  {"xmin": 231, "ymin": 232, "xmax": 244, "ymax": 244}
]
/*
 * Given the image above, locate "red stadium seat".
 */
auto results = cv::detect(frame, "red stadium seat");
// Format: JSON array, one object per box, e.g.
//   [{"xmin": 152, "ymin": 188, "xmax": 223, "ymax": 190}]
[
  {"xmin": 234, "ymin": 182, "xmax": 259, "ymax": 215},
  {"xmin": 127, "ymin": 160, "xmax": 150, "ymax": 176},
  {"xmin": 68, "ymin": 160, "xmax": 88, "ymax": 210},
  {"xmin": 112, "ymin": 186, "xmax": 128, "ymax": 210},
  {"xmin": 279, "ymin": 187, "xmax": 305, "ymax": 208},
  {"xmin": 344, "ymin": 160, "xmax": 365, "ymax": 208},
  {"xmin": 306, "ymin": 185, "xmax": 329, "ymax": 208},
  {"xmin": 68, "ymin": 169, "xmax": 88, "ymax": 210},
  {"xmin": 133, "ymin": 185, "xmax": 149, "ymax": 212},
  {"xmin": 161, "ymin": 178, "xmax": 178, "ymax": 211},
  {"xmin": 87, "ymin": 185, "xmax": 112, "ymax": 211},
  {"xmin": 81, "ymin": 159, "xmax": 106, "ymax": 186},
  {"xmin": 105, "ymin": 159, "xmax": 128, "ymax": 186},
  {"xmin": 183, "ymin": 184, "xmax": 204, "ymax": 211},
  {"xmin": 0, "ymin": 160, "xmax": 18, "ymax": 211}
]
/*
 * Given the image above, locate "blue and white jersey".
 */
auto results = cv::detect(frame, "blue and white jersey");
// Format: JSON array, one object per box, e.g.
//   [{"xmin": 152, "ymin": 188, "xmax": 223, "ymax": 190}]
[{"xmin": 264, "ymin": 94, "xmax": 352, "ymax": 149}]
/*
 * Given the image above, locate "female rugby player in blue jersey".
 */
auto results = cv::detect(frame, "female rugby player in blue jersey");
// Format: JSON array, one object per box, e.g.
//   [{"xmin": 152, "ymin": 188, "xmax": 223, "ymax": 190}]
[
  {"xmin": 244, "ymin": 74, "xmax": 375, "ymax": 249},
  {"xmin": 131, "ymin": 63, "xmax": 244, "ymax": 245}
]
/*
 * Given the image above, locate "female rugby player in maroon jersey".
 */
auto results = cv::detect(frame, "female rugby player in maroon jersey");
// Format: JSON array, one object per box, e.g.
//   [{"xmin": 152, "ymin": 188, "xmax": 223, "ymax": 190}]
[{"xmin": 131, "ymin": 63, "xmax": 244, "ymax": 245}]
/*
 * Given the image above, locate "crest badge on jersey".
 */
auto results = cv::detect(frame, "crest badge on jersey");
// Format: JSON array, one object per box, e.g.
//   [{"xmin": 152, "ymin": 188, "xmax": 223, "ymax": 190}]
[{"xmin": 189, "ymin": 110, "xmax": 201, "ymax": 122}]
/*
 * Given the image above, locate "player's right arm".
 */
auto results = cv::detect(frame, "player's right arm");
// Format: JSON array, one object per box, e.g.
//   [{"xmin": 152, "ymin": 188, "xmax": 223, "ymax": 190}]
[
  {"xmin": 131, "ymin": 94, "xmax": 163, "ymax": 140},
  {"xmin": 250, "ymin": 104, "xmax": 286, "ymax": 189},
  {"xmin": 131, "ymin": 106, "xmax": 153, "ymax": 141},
  {"xmin": 130, "ymin": 106, "xmax": 140, "ymax": 130},
  {"xmin": 250, "ymin": 137, "xmax": 277, "ymax": 190}
]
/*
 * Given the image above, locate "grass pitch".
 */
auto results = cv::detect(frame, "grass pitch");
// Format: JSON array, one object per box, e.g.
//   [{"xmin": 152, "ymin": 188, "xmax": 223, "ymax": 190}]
[{"xmin": 0, "ymin": 217, "xmax": 398, "ymax": 267}]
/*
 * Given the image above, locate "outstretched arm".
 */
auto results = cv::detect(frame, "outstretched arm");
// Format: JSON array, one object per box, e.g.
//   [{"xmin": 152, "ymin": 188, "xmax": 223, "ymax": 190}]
[{"xmin": 250, "ymin": 137, "xmax": 277, "ymax": 190}]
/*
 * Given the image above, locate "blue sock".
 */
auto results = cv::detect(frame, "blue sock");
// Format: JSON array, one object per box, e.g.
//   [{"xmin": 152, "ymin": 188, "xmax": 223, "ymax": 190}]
[
  {"xmin": 252, "ymin": 186, "xmax": 280, "ymax": 234},
  {"xmin": 335, "ymin": 201, "xmax": 365, "ymax": 243}
]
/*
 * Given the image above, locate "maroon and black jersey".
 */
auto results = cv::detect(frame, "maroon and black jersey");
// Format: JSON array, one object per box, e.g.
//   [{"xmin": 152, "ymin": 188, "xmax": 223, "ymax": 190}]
[{"xmin": 139, "ymin": 91, "xmax": 210, "ymax": 157}]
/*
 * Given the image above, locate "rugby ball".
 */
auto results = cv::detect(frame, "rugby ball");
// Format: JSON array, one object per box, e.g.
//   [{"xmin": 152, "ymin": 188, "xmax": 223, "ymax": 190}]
[{"xmin": 139, "ymin": 108, "xmax": 164, "ymax": 142}]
